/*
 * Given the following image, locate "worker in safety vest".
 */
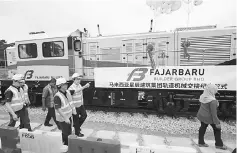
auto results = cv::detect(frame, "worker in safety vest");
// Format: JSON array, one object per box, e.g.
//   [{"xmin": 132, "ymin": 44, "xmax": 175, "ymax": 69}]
[
  {"xmin": 19, "ymin": 79, "xmax": 32, "ymax": 131},
  {"xmin": 54, "ymin": 77, "xmax": 77, "ymax": 146},
  {"xmin": 21, "ymin": 80, "xmax": 30, "ymax": 106},
  {"xmin": 68, "ymin": 73, "xmax": 90, "ymax": 137},
  {"xmin": 3, "ymin": 74, "xmax": 32, "ymax": 131}
]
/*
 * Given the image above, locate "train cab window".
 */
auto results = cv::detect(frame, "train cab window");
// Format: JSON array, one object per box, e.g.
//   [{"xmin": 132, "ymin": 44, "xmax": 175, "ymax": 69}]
[
  {"xmin": 18, "ymin": 43, "xmax": 37, "ymax": 59},
  {"xmin": 42, "ymin": 41, "xmax": 64, "ymax": 57},
  {"xmin": 74, "ymin": 40, "xmax": 81, "ymax": 51}
]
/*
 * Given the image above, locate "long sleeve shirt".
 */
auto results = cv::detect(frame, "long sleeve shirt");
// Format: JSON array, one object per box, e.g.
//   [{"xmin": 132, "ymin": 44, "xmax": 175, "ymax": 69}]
[
  {"xmin": 197, "ymin": 100, "xmax": 220, "ymax": 125},
  {"xmin": 42, "ymin": 84, "xmax": 58, "ymax": 108}
]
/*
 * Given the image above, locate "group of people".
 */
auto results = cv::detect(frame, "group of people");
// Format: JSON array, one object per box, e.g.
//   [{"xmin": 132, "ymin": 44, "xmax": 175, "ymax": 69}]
[
  {"xmin": 2, "ymin": 73, "xmax": 89, "ymax": 146},
  {"xmin": 0, "ymin": 73, "xmax": 231, "ymax": 149},
  {"xmin": 3, "ymin": 74, "xmax": 32, "ymax": 131}
]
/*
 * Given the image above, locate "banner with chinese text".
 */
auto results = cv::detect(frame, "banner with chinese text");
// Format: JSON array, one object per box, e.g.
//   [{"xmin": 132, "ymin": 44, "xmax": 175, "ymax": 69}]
[{"xmin": 94, "ymin": 66, "xmax": 236, "ymax": 90}]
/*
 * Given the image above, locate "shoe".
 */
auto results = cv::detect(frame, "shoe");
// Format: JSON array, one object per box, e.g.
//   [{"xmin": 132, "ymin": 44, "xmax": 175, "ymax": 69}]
[
  {"xmin": 76, "ymin": 132, "xmax": 84, "ymax": 137},
  {"xmin": 198, "ymin": 143, "xmax": 209, "ymax": 147},
  {"xmin": 28, "ymin": 128, "xmax": 33, "ymax": 132},
  {"xmin": 44, "ymin": 123, "xmax": 53, "ymax": 127},
  {"xmin": 216, "ymin": 145, "xmax": 227, "ymax": 150}
]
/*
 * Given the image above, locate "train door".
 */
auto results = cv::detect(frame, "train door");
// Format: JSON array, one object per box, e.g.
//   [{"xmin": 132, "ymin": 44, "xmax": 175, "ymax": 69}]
[
  {"xmin": 68, "ymin": 37, "xmax": 76, "ymax": 77},
  {"xmin": 231, "ymin": 32, "xmax": 236, "ymax": 59},
  {"xmin": 134, "ymin": 39, "xmax": 146, "ymax": 66},
  {"xmin": 87, "ymin": 42, "xmax": 98, "ymax": 78},
  {"xmin": 72, "ymin": 37, "xmax": 84, "ymax": 77},
  {"xmin": 122, "ymin": 40, "xmax": 134, "ymax": 66}
]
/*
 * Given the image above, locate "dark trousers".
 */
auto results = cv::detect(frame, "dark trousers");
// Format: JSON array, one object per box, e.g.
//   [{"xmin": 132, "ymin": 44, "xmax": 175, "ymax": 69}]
[
  {"xmin": 72, "ymin": 105, "xmax": 87, "ymax": 135},
  {"xmin": 198, "ymin": 122, "xmax": 223, "ymax": 146},
  {"xmin": 44, "ymin": 107, "xmax": 60, "ymax": 127},
  {"xmin": 58, "ymin": 118, "xmax": 72, "ymax": 146},
  {"xmin": 8, "ymin": 105, "xmax": 32, "ymax": 131}
]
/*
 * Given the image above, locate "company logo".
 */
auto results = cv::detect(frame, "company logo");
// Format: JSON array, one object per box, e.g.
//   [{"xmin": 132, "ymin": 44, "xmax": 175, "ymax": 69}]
[
  {"xmin": 24, "ymin": 70, "xmax": 34, "ymax": 79},
  {"xmin": 127, "ymin": 68, "xmax": 148, "ymax": 81}
]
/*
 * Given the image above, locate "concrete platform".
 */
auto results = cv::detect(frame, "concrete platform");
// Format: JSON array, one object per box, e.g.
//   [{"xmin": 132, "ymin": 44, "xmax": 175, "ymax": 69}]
[
  {"xmin": 0, "ymin": 119, "xmax": 235, "ymax": 153},
  {"xmin": 96, "ymin": 130, "xmax": 116, "ymax": 139},
  {"xmin": 37, "ymin": 124, "xmax": 57, "ymax": 131},
  {"xmin": 193, "ymin": 139, "xmax": 235, "ymax": 153},
  {"xmin": 142, "ymin": 134, "xmax": 164, "ymax": 146},
  {"xmin": 77, "ymin": 128, "xmax": 94, "ymax": 139},
  {"xmin": 31, "ymin": 123, "xmax": 42, "ymax": 130},
  {"xmin": 165, "ymin": 136, "xmax": 194, "ymax": 148},
  {"xmin": 118, "ymin": 132, "xmax": 139, "ymax": 147},
  {"xmin": 129, "ymin": 144, "xmax": 197, "ymax": 153}
]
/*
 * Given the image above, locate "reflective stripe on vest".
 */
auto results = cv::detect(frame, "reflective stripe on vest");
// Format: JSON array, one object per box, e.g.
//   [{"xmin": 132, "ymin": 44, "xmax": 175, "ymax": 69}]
[
  {"xmin": 55, "ymin": 90, "xmax": 73, "ymax": 122},
  {"xmin": 22, "ymin": 84, "xmax": 30, "ymax": 103},
  {"xmin": 7, "ymin": 86, "xmax": 24, "ymax": 112},
  {"xmin": 69, "ymin": 84, "xmax": 83, "ymax": 108}
]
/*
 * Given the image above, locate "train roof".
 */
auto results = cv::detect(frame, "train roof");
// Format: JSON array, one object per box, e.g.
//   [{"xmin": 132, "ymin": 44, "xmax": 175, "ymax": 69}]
[
  {"xmin": 13, "ymin": 25, "xmax": 236, "ymax": 42},
  {"xmin": 84, "ymin": 26, "xmax": 237, "ymax": 40},
  {"xmin": 15, "ymin": 29, "xmax": 82, "ymax": 43}
]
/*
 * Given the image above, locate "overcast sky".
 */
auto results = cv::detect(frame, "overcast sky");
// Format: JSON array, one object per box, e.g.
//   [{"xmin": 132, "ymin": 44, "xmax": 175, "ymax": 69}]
[{"xmin": 0, "ymin": 0, "xmax": 236, "ymax": 43}]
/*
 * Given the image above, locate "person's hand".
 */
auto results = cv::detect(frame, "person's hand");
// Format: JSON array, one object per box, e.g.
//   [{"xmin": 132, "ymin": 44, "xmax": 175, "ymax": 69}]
[
  {"xmin": 65, "ymin": 118, "xmax": 70, "ymax": 124},
  {"xmin": 85, "ymin": 83, "xmax": 90, "ymax": 88},
  {"xmin": 216, "ymin": 124, "xmax": 221, "ymax": 129},
  {"xmin": 12, "ymin": 114, "xmax": 18, "ymax": 121},
  {"xmin": 42, "ymin": 106, "xmax": 46, "ymax": 111},
  {"xmin": 26, "ymin": 101, "xmax": 31, "ymax": 106}
]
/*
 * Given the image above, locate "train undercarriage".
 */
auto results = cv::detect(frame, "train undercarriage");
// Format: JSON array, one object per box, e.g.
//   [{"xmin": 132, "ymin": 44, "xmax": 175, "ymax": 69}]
[{"xmin": 1, "ymin": 79, "xmax": 235, "ymax": 119}]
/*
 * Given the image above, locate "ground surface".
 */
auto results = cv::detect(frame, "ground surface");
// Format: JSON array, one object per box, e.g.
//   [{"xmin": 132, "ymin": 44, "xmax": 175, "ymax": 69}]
[
  {"xmin": 0, "ymin": 106, "xmax": 236, "ymax": 153},
  {"xmin": 0, "ymin": 106, "xmax": 235, "ymax": 141}
]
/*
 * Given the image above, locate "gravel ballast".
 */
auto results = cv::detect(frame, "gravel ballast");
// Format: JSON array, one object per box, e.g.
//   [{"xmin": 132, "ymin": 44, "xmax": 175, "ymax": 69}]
[
  {"xmin": 26, "ymin": 108, "xmax": 236, "ymax": 135},
  {"xmin": 0, "ymin": 107, "xmax": 235, "ymax": 141}
]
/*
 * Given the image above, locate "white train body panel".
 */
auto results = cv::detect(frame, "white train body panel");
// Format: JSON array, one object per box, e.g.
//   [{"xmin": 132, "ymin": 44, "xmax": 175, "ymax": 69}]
[
  {"xmin": 2, "ymin": 26, "xmax": 236, "ymax": 86},
  {"xmin": 81, "ymin": 27, "xmax": 236, "ymax": 81}
]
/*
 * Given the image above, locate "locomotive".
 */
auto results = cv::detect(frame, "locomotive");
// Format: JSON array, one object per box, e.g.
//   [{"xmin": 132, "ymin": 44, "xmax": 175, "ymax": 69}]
[{"xmin": 0, "ymin": 25, "xmax": 236, "ymax": 117}]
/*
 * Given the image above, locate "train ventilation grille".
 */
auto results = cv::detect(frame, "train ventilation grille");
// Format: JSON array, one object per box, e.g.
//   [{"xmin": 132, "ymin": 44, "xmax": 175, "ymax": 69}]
[{"xmin": 180, "ymin": 35, "xmax": 231, "ymax": 66}]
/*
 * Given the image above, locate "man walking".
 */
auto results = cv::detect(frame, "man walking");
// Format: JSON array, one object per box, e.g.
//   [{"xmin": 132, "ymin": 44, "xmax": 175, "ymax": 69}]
[
  {"xmin": 20, "ymin": 79, "xmax": 32, "ymax": 131},
  {"xmin": 54, "ymin": 77, "xmax": 76, "ymax": 145},
  {"xmin": 42, "ymin": 78, "xmax": 60, "ymax": 128},
  {"xmin": 68, "ymin": 73, "xmax": 90, "ymax": 137},
  {"xmin": 3, "ymin": 74, "xmax": 32, "ymax": 131}
]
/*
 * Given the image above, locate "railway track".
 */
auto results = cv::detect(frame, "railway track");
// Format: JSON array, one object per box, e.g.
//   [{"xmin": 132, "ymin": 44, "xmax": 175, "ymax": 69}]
[
  {"xmin": 27, "ymin": 100, "xmax": 235, "ymax": 121},
  {"xmin": 84, "ymin": 105, "xmax": 204, "ymax": 119}
]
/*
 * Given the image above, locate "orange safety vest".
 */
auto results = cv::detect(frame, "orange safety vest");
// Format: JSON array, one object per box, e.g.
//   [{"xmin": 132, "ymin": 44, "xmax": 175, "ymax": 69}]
[
  {"xmin": 54, "ymin": 90, "xmax": 75, "ymax": 122},
  {"xmin": 6, "ymin": 86, "xmax": 24, "ymax": 112},
  {"xmin": 68, "ymin": 83, "xmax": 83, "ymax": 108}
]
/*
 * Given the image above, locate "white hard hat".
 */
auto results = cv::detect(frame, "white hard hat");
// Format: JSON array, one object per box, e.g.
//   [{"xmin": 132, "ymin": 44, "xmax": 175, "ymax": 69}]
[
  {"xmin": 56, "ymin": 77, "xmax": 68, "ymax": 86},
  {"xmin": 12, "ymin": 74, "xmax": 24, "ymax": 81},
  {"xmin": 71, "ymin": 73, "xmax": 83, "ymax": 79}
]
